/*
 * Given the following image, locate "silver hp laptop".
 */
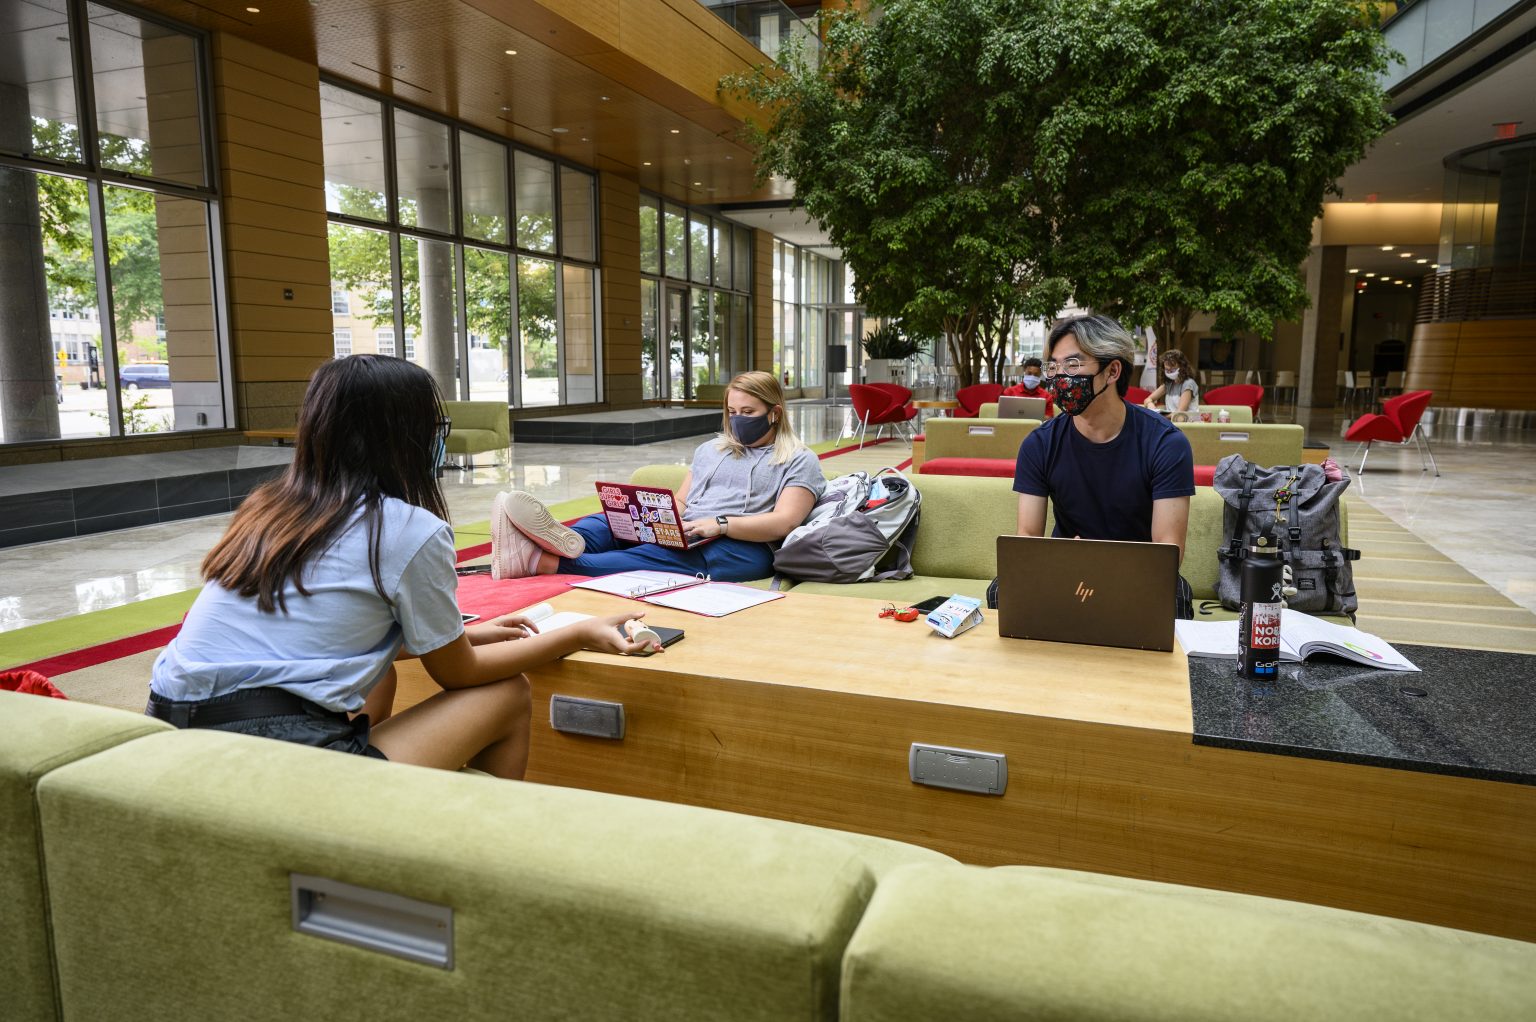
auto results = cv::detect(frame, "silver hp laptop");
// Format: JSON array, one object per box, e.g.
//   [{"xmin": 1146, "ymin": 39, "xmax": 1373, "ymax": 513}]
[
  {"xmin": 995, "ymin": 535, "xmax": 1178, "ymax": 651},
  {"xmin": 998, "ymin": 395, "xmax": 1047, "ymax": 420}
]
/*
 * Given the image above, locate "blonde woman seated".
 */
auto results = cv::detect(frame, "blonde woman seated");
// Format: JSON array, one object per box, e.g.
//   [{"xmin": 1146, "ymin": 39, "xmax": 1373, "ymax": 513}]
[
  {"xmin": 1143, "ymin": 349, "xmax": 1200, "ymax": 417},
  {"xmin": 491, "ymin": 371, "xmax": 825, "ymax": 582}
]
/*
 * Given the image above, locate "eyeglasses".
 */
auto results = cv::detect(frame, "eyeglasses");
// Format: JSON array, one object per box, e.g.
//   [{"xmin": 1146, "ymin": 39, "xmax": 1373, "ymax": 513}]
[
  {"xmin": 1041, "ymin": 356, "xmax": 1100, "ymax": 378},
  {"xmin": 434, "ymin": 416, "xmax": 452, "ymax": 442}
]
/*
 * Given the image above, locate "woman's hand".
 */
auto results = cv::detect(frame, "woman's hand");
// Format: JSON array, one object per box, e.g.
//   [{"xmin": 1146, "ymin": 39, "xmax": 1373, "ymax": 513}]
[
  {"xmin": 467, "ymin": 612, "xmax": 543, "ymax": 645},
  {"xmin": 681, "ymin": 517, "xmax": 725, "ymax": 542},
  {"xmin": 579, "ymin": 612, "xmax": 661, "ymax": 655}
]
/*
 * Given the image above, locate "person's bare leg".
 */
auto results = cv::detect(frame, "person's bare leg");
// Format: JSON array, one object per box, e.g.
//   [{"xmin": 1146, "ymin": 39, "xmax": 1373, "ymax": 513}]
[
  {"xmin": 359, "ymin": 665, "xmax": 398, "ymax": 723},
  {"xmin": 537, "ymin": 551, "xmax": 558, "ymax": 574},
  {"xmin": 366, "ymin": 675, "xmax": 531, "ymax": 778}
]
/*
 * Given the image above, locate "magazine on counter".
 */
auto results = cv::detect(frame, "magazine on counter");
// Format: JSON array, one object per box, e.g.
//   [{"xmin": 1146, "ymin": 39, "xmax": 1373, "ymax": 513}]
[{"xmin": 1175, "ymin": 610, "xmax": 1419, "ymax": 672}]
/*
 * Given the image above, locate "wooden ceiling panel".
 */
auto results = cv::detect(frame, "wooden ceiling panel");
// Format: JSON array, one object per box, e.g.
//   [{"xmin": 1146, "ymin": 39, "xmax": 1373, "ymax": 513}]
[{"xmin": 128, "ymin": 0, "xmax": 788, "ymax": 204}]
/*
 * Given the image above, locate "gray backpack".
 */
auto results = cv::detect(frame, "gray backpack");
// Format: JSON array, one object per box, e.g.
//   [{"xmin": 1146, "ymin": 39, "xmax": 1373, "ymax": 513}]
[
  {"xmin": 772, "ymin": 468, "xmax": 921, "ymax": 584},
  {"xmin": 1213, "ymin": 455, "xmax": 1360, "ymax": 617}
]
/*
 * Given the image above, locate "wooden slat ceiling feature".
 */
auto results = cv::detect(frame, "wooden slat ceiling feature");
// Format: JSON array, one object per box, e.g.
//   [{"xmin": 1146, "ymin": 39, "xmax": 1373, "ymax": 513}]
[{"xmin": 126, "ymin": 0, "xmax": 791, "ymax": 204}]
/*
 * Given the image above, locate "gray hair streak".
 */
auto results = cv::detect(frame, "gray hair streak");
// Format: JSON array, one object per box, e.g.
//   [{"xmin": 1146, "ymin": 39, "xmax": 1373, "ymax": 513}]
[{"xmin": 1047, "ymin": 315, "xmax": 1136, "ymax": 397}]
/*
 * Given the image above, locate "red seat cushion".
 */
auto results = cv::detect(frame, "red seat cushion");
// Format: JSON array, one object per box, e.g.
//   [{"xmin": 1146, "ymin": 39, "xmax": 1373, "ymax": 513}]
[
  {"xmin": 918, "ymin": 457, "xmax": 1015, "ymax": 477},
  {"xmin": 912, "ymin": 433, "xmax": 925, "ymax": 443},
  {"xmin": 1193, "ymin": 465, "xmax": 1215, "ymax": 487},
  {"xmin": 1344, "ymin": 412, "xmax": 1404, "ymax": 443}
]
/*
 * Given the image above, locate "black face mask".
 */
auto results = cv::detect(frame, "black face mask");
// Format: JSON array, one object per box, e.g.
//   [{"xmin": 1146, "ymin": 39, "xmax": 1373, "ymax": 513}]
[
  {"xmin": 1051, "ymin": 372, "xmax": 1106, "ymax": 416},
  {"xmin": 730, "ymin": 413, "xmax": 773, "ymax": 446}
]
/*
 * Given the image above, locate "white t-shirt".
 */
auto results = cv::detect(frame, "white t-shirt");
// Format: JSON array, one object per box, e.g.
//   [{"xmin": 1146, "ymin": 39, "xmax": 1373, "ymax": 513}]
[
  {"xmin": 1164, "ymin": 378, "xmax": 1200, "ymax": 412},
  {"xmin": 150, "ymin": 498, "xmax": 463, "ymax": 712}
]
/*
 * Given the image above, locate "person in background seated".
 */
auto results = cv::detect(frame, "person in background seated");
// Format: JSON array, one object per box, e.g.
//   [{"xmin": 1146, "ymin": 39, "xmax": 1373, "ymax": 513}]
[
  {"xmin": 147, "ymin": 355, "xmax": 650, "ymax": 779},
  {"xmin": 1002, "ymin": 356, "xmax": 1054, "ymax": 416},
  {"xmin": 1012, "ymin": 315, "xmax": 1196, "ymax": 616},
  {"xmin": 492, "ymin": 370, "xmax": 826, "ymax": 582},
  {"xmin": 1143, "ymin": 349, "xmax": 1200, "ymax": 417}
]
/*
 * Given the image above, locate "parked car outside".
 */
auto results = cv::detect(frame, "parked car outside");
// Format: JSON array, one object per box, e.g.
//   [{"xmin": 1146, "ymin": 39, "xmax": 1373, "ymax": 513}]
[{"xmin": 120, "ymin": 363, "xmax": 171, "ymax": 390}]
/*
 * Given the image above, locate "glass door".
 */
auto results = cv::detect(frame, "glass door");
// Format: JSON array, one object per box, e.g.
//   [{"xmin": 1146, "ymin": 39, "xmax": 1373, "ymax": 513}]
[{"xmin": 664, "ymin": 286, "xmax": 688, "ymax": 401}]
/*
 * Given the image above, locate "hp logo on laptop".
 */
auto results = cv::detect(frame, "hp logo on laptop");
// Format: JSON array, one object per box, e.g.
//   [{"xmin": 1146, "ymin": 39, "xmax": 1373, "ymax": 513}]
[{"xmin": 1075, "ymin": 581, "xmax": 1095, "ymax": 603}]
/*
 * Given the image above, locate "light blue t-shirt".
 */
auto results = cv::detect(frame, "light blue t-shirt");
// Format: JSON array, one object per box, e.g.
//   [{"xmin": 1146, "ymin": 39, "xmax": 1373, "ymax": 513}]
[
  {"xmin": 150, "ymin": 498, "xmax": 464, "ymax": 712},
  {"xmin": 1164, "ymin": 378, "xmax": 1200, "ymax": 412},
  {"xmin": 684, "ymin": 440, "xmax": 826, "ymax": 522}
]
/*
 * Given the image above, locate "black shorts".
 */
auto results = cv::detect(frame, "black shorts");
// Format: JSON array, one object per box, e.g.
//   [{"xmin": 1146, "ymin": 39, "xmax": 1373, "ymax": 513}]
[{"xmin": 146, "ymin": 689, "xmax": 387, "ymax": 759}]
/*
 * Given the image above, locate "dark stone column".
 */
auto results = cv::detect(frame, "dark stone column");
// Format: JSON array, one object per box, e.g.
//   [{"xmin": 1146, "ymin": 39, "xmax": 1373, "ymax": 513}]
[
  {"xmin": 1297, "ymin": 245, "xmax": 1347, "ymax": 414},
  {"xmin": 0, "ymin": 82, "xmax": 62, "ymax": 442}
]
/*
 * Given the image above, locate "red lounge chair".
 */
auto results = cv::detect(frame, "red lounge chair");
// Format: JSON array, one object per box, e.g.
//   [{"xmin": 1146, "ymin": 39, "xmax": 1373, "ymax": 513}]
[
  {"xmin": 1203, "ymin": 384, "xmax": 1264, "ymax": 421},
  {"xmin": 847, "ymin": 384, "xmax": 918, "ymax": 449},
  {"xmin": 953, "ymin": 383, "xmax": 1004, "ymax": 418},
  {"xmin": 1344, "ymin": 390, "xmax": 1438, "ymax": 476}
]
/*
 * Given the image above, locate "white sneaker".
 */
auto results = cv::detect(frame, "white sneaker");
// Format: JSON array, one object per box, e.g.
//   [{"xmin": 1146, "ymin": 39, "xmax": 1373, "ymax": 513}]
[
  {"xmin": 490, "ymin": 493, "xmax": 543, "ymax": 579},
  {"xmin": 497, "ymin": 489, "xmax": 584, "ymax": 559}
]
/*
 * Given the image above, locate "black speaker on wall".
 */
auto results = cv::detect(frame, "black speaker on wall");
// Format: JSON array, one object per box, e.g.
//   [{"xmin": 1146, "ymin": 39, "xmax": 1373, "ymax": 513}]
[{"xmin": 827, "ymin": 345, "xmax": 848, "ymax": 374}]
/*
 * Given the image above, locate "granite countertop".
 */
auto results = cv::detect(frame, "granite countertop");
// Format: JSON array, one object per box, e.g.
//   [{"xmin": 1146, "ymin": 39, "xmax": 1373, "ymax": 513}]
[{"xmin": 1189, "ymin": 644, "xmax": 1536, "ymax": 785}]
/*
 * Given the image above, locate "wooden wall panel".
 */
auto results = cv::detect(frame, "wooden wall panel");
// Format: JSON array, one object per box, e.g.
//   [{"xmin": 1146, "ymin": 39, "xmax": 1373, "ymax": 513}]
[
  {"xmin": 212, "ymin": 32, "xmax": 332, "ymax": 428},
  {"xmin": 599, "ymin": 171, "xmax": 643, "ymax": 407},
  {"xmin": 1408, "ymin": 318, "xmax": 1536, "ymax": 409},
  {"xmin": 752, "ymin": 230, "xmax": 772, "ymax": 374}
]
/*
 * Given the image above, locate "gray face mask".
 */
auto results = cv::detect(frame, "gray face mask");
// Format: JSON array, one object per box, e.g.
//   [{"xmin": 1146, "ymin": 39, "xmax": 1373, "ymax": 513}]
[{"xmin": 730, "ymin": 413, "xmax": 773, "ymax": 446}]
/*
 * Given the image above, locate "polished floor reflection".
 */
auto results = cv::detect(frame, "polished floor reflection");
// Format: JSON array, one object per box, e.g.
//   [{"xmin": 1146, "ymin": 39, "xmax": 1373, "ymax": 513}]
[{"xmin": 1, "ymin": 403, "xmax": 1533, "ymax": 637}]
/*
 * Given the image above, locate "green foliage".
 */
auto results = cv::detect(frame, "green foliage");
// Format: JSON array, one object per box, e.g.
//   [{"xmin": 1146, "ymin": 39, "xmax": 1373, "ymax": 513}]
[
  {"xmin": 727, "ymin": 0, "xmax": 1392, "ymax": 375},
  {"xmin": 325, "ymin": 185, "xmax": 555, "ymax": 363},
  {"xmin": 727, "ymin": 0, "xmax": 1073, "ymax": 387},
  {"xmin": 1026, "ymin": 0, "xmax": 1394, "ymax": 349},
  {"xmin": 862, "ymin": 321, "xmax": 926, "ymax": 359}
]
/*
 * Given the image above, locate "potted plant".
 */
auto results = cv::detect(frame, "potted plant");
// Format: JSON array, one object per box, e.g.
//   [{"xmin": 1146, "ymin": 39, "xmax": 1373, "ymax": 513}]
[{"xmin": 862, "ymin": 322, "xmax": 924, "ymax": 383}]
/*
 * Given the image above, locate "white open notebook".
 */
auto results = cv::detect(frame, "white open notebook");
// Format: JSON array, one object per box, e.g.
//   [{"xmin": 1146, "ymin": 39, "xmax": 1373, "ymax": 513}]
[
  {"xmin": 1175, "ymin": 610, "xmax": 1419, "ymax": 672},
  {"xmin": 569, "ymin": 571, "xmax": 782, "ymax": 617}
]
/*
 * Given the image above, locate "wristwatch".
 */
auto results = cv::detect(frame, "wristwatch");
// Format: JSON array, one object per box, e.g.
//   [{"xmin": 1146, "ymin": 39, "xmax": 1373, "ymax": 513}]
[{"xmin": 716, "ymin": 515, "xmax": 729, "ymax": 536}]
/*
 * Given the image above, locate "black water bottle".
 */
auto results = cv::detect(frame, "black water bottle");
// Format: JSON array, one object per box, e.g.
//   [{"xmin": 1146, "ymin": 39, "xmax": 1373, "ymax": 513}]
[{"xmin": 1238, "ymin": 534, "xmax": 1283, "ymax": 679}]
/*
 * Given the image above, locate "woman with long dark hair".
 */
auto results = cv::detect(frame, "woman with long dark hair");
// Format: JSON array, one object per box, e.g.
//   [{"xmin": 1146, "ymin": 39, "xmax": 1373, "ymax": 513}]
[
  {"xmin": 1143, "ymin": 349, "xmax": 1200, "ymax": 416},
  {"xmin": 147, "ymin": 355, "xmax": 648, "ymax": 777}
]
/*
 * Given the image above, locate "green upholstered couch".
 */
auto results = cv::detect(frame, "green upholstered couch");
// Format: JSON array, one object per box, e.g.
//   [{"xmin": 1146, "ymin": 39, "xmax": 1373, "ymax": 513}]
[
  {"xmin": 1176, "ymin": 421, "xmax": 1304, "ymax": 468},
  {"xmin": 916, "ymin": 417, "xmax": 1039, "ymax": 476},
  {"xmin": 441, "ymin": 400, "xmax": 510, "ymax": 467},
  {"xmin": 630, "ymin": 465, "xmax": 1346, "ymax": 618},
  {"xmin": 978, "ymin": 401, "xmax": 1255, "ymax": 423},
  {"xmin": 8, "ymin": 691, "xmax": 1534, "ymax": 1021}
]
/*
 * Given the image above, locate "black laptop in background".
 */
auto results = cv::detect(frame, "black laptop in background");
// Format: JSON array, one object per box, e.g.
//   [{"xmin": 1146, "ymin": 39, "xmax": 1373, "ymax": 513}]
[{"xmin": 995, "ymin": 535, "xmax": 1179, "ymax": 652}]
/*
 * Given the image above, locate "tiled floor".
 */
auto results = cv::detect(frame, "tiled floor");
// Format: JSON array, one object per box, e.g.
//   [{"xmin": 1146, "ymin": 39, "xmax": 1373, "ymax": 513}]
[{"xmin": 2, "ymin": 401, "xmax": 1533, "ymax": 637}]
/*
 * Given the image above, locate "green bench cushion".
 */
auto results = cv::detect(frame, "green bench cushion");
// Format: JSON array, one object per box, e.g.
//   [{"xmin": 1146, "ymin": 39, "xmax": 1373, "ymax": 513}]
[
  {"xmin": 39, "ymin": 728, "xmax": 949, "ymax": 1021},
  {"xmin": 842, "ymin": 863, "xmax": 1536, "ymax": 1022},
  {"xmin": 0, "ymin": 692, "xmax": 170, "ymax": 1022}
]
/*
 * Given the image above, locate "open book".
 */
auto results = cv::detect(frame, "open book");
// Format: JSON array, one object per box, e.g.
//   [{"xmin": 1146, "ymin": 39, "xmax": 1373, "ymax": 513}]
[{"xmin": 1175, "ymin": 610, "xmax": 1419, "ymax": 672}]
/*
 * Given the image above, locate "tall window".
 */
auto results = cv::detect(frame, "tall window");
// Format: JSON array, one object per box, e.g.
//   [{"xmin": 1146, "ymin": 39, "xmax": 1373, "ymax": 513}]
[
  {"xmin": 321, "ymin": 80, "xmax": 601, "ymax": 407},
  {"xmin": 637, "ymin": 193, "xmax": 752, "ymax": 401},
  {"xmin": 0, "ymin": 0, "xmax": 225, "ymax": 446}
]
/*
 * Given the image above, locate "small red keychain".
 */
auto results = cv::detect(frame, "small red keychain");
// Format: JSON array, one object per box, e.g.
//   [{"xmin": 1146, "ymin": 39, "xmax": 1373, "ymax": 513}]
[{"xmin": 879, "ymin": 604, "xmax": 921, "ymax": 622}]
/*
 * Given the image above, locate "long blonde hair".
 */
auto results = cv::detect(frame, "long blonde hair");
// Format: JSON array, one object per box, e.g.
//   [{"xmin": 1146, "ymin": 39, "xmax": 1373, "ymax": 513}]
[{"xmin": 714, "ymin": 370, "xmax": 806, "ymax": 464}]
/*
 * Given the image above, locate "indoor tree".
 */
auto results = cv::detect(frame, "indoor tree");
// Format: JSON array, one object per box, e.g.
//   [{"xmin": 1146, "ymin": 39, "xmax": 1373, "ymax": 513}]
[
  {"xmin": 727, "ymin": 0, "xmax": 1070, "ymax": 389},
  {"xmin": 1018, "ymin": 0, "xmax": 1394, "ymax": 354}
]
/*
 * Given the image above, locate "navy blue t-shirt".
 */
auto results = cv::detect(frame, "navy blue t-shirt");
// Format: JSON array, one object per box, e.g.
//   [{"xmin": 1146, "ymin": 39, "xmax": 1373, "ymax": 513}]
[{"xmin": 1013, "ymin": 402, "xmax": 1195, "ymax": 542}]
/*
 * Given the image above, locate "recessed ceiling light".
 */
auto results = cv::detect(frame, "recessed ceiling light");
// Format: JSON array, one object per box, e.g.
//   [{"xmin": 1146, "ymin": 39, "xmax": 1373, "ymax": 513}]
[
  {"xmin": 551, "ymin": 127, "xmax": 569, "ymax": 133},
  {"xmin": 1380, "ymin": 244, "xmax": 1394, "ymax": 251},
  {"xmin": 1416, "ymin": 258, "xmax": 1427, "ymax": 263},
  {"xmin": 580, "ymin": 136, "xmax": 588, "ymax": 141},
  {"xmin": 1348, "ymin": 268, "xmax": 1359, "ymax": 273},
  {"xmin": 1399, "ymin": 252, "xmax": 1411, "ymax": 258},
  {"xmin": 693, "ymin": 181, "xmax": 701, "ymax": 186},
  {"xmin": 642, "ymin": 161, "xmax": 651, "ymax": 166},
  {"xmin": 600, "ymin": 96, "xmax": 609, "ymax": 101},
  {"xmin": 669, "ymin": 128, "xmax": 680, "ymax": 134},
  {"xmin": 500, "ymin": 106, "xmax": 510, "ymax": 112},
  {"xmin": 1365, "ymin": 272, "xmax": 1376, "ymax": 277},
  {"xmin": 246, "ymin": 6, "xmax": 260, "ymax": 12},
  {"xmin": 1394, "ymin": 279, "xmax": 1403, "ymax": 284},
  {"xmin": 504, "ymin": 49, "xmax": 518, "ymax": 55},
  {"xmin": 1431, "ymin": 263, "xmax": 1440, "ymax": 269},
  {"xmin": 1406, "ymin": 284, "xmax": 1413, "ymax": 288}
]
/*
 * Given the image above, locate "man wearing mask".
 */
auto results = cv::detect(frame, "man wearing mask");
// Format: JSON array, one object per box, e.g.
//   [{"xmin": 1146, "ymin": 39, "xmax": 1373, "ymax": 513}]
[
  {"xmin": 1001, "ymin": 356, "xmax": 1054, "ymax": 416},
  {"xmin": 1009, "ymin": 314, "xmax": 1195, "ymax": 614}
]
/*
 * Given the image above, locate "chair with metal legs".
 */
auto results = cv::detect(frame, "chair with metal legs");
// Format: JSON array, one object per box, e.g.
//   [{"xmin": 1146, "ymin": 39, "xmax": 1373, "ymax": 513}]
[{"xmin": 1344, "ymin": 390, "xmax": 1438, "ymax": 476}]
